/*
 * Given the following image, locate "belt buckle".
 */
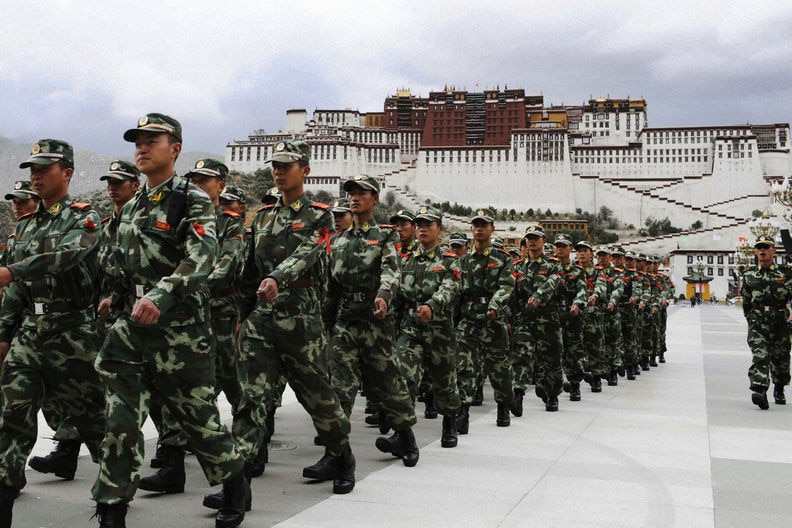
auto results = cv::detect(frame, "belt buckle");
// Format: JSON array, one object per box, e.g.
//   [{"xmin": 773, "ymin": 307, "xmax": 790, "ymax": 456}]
[
  {"xmin": 34, "ymin": 302, "xmax": 45, "ymax": 315},
  {"xmin": 135, "ymin": 285, "xmax": 146, "ymax": 298},
  {"xmin": 352, "ymin": 292, "xmax": 365, "ymax": 302},
  {"xmin": 764, "ymin": 306, "xmax": 771, "ymax": 312}
]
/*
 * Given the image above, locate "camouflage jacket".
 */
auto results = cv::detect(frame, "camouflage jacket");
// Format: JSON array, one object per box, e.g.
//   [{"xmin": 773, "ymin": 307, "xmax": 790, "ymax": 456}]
[
  {"xmin": 207, "ymin": 207, "xmax": 245, "ymax": 301},
  {"xmin": 238, "ymin": 194, "xmax": 332, "ymax": 321},
  {"xmin": 512, "ymin": 254, "xmax": 560, "ymax": 319},
  {"xmin": 323, "ymin": 218, "xmax": 400, "ymax": 325},
  {"xmin": 598, "ymin": 265, "xmax": 626, "ymax": 306},
  {"xmin": 617, "ymin": 268, "xmax": 640, "ymax": 305},
  {"xmin": 0, "ymin": 195, "xmax": 100, "ymax": 339},
  {"xmin": 457, "ymin": 244, "xmax": 514, "ymax": 323},
  {"xmin": 741, "ymin": 264, "xmax": 792, "ymax": 320},
  {"xmin": 104, "ymin": 174, "xmax": 217, "ymax": 325},
  {"xmin": 577, "ymin": 264, "xmax": 609, "ymax": 307},
  {"xmin": 395, "ymin": 244, "xmax": 460, "ymax": 330},
  {"xmin": 557, "ymin": 262, "xmax": 588, "ymax": 310}
]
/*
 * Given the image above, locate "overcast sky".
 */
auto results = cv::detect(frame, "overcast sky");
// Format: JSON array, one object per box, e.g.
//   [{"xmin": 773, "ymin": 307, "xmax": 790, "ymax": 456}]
[{"xmin": 2, "ymin": 0, "xmax": 791, "ymax": 156}]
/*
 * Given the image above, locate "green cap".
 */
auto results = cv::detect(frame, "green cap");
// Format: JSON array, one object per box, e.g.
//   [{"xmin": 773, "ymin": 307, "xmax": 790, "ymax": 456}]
[
  {"xmin": 100, "ymin": 160, "xmax": 140, "ymax": 182},
  {"xmin": 596, "ymin": 246, "xmax": 611, "ymax": 255},
  {"xmin": 4, "ymin": 180, "xmax": 39, "ymax": 200},
  {"xmin": 20, "ymin": 139, "xmax": 74, "ymax": 168},
  {"xmin": 754, "ymin": 235, "xmax": 775, "ymax": 248},
  {"xmin": 471, "ymin": 209, "xmax": 494, "ymax": 224},
  {"xmin": 554, "ymin": 233, "xmax": 573, "ymax": 246},
  {"xmin": 186, "ymin": 158, "xmax": 228, "ymax": 180},
  {"xmin": 266, "ymin": 140, "xmax": 310, "ymax": 164},
  {"xmin": 610, "ymin": 246, "xmax": 625, "ymax": 256},
  {"xmin": 261, "ymin": 186, "xmax": 281, "ymax": 204},
  {"xmin": 575, "ymin": 240, "xmax": 594, "ymax": 250},
  {"xmin": 449, "ymin": 233, "xmax": 468, "ymax": 246},
  {"xmin": 543, "ymin": 242, "xmax": 555, "ymax": 255},
  {"xmin": 124, "ymin": 113, "xmax": 182, "ymax": 143},
  {"xmin": 414, "ymin": 205, "xmax": 443, "ymax": 223},
  {"xmin": 332, "ymin": 199, "xmax": 351, "ymax": 213},
  {"xmin": 220, "ymin": 185, "xmax": 246, "ymax": 204},
  {"xmin": 524, "ymin": 225, "xmax": 545, "ymax": 238},
  {"xmin": 390, "ymin": 209, "xmax": 416, "ymax": 223},
  {"xmin": 343, "ymin": 174, "xmax": 379, "ymax": 193}
]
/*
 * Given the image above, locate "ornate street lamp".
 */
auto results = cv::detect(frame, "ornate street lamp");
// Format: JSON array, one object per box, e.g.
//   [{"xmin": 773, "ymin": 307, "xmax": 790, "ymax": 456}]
[
  {"xmin": 747, "ymin": 210, "xmax": 779, "ymax": 239},
  {"xmin": 771, "ymin": 177, "xmax": 792, "ymax": 224}
]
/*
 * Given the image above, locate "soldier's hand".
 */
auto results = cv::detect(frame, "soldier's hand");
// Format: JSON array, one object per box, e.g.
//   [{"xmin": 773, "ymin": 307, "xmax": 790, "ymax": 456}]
[
  {"xmin": 0, "ymin": 267, "xmax": 12, "ymax": 288},
  {"xmin": 257, "ymin": 278, "xmax": 279, "ymax": 302},
  {"xmin": 607, "ymin": 301, "xmax": 616, "ymax": 312},
  {"xmin": 373, "ymin": 297, "xmax": 388, "ymax": 320},
  {"xmin": 629, "ymin": 297, "xmax": 637, "ymax": 304},
  {"xmin": 486, "ymin": 308, "xmax": 497, "ymax": 319},
  {"xmin": 651, "ymin": 307, "xmax": 659, "ymax": 314},
  {"xmin": 131, "ymin": 297, "xmax": 161, "ymax": 325},
  {"xmin": 588, "ymin": 295, "xmax": 598, "ymax": 306},
  {"xmin": 97, "ymin": 297, "xmax": 112, "ymax": 317},
  {"xmin": 526, "ymin": 297, "xmax": 539, "ymax": 308},
  {"xmin": 417, "ymin": 304, "xmax": 432, "ymax": 323},
  {"xmin": 0, "ymin": 341, "xmax": 8, "ymax": 367},
  {"xmin": 570, "ymin": 305, "xmax": 580, "ymax": 317}
]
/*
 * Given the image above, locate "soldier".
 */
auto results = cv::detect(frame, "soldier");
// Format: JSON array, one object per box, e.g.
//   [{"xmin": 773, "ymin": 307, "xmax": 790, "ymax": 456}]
[
  {"xmin": 0, "ymin": 181, "xmax": 40, "ymax": 266},
  {"xmin": 448, "ymin": 232, "xmax": 468, "ymax": 257},
  {"xmin": 233, "ymin": 140, "xmax": 355, "ymax": 494},
  {"xmin": 553, "ymin": 233, "xmax": 587, "ymax": 401},
  {"xmin": 574, "ymin": 240, "xmax": 611, "ymax": 391},
  {"xmin": 511, "ymin": 225, "xmax": 562, "ymax": 412},
  {"xmin": 331, "ymin": 199, "xmax": 352, "ymax": 234},
  {"xmin": 323, "ymin": 175, "xmax": 419, "ymax": 467},
  {"xmin": 0, "ymin": 139, "xmax": 107, "ymax": 527},
  {"xmin": 92, "ymin": 114, "xmax": 249, "ymax": 528},
  {"xmin": 619, "ymin": 251, "xmax": 643, "ymax": 380},
  {"xmin": 455, "ymin": 210, "xmax": 515, "ymax": 429},
  {"xmin": 598, "ymin": 246, "xmax": 627, "ymax": 385},
  {"xmin": 261, "ymin": 186, "xmax": 280, "ymax": 205},
  {"xmin": 394, "ymin": 205, "xmax": 461, "ymax": 448},
  {"xmin": 741, "ymin": 235, "xmax": 792, "ymax": 409},
  {"xmin": 390, "ymin": 209, "xmax": 417, "ymax": 259},
  {"xmin": 220, "ymin": 185, "xmax": 247, "ymax": 217}
]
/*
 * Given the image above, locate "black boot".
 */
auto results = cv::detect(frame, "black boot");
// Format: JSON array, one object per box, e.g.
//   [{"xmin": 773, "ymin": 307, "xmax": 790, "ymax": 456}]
[
  {"xmin": 424, "ymin": 391, "xmax": 438, "ymax": 419},
  {"xmin": 591, "ymin": 377, "xmax": 602, "ymax": 393},
  {"xmin": 92, "ymin": 502, "xmax": 127, "ymax": 528},
  {"xmin": 28, "ymin": 439, "xmax": 80, "ymax": 480},
  {"xmin": 332, "ymin": 444, "xmax": 355, "ymax": 494},
  {"xmin": 607, "ymin": 371, "xmax": 618, "ymax": 386},
  {"xmin": 471, "ymin": 384, "xmax": 484, "ymax": 406},
  {"xmin": 364, "ymin": 400, "xmax": 377, "ymax": 414},
  {"xmin": 535, "ymin": 383, "xmax": 548, "ymax": 403},
  {"xmin": 627, "ymin": 366, "xmax": 636, "ymax": 380},
  {"xmin": 546, "ymin": 394, "xmax": 559, "ymax": 412},
  {"xmin": 649, "ymin": 356, "xmax": 658, "ymax": 367},
  {"xmin": 456, "ymin": 405, "xmax": 470, "ymax": 435},
  {"xmin": 138, "ymin": 446, "xmax": 185, "ymax": 494},
  {"xmin": 202, "ymin": 481, "xmax": 253, "ymax": 512},
  {"xmin": 659, "ymin": 353, "xmax": 666, "ymax": 363},
  {"xmin": 774, "ymin": 384, "xmax": 786, "ymax": 405},
  {"xmin": 441, "ymin": 415, "xmax": 458, "ymax": 448},
  {"xmin": 752, "ymin": 387, "xmax": 770, "ymax": 410},
  {"xmin": 496, "ymin": 403, "xmax": 510, "ymax": 427},
  {"xmin": 397, "ymin": 427, "xmax": 419, "ymax": 467},
  {"xmin": 150, "ymin": 442, "xmax": 166, "ymax": 468},
  {"xmin": 215, "ymin": 471, "xmax": 250, "ymax": 528},
  {"xmin": 374, "ymin": 431, "xmax": 402, "ymax": 458},
  {"xmin": 509, "ymin": 388, "xmax": 524, "ymax": 417},
  {"xmin": 262, "ymin": 407, "xmax": 276, "ymax": 445},
  {"xmin": 0, "ymin": 486, "xmax": 16, "ymax": 528},
  {"xmin": 303, "ymin": 449, "xmax": 340, "ymax": 480},
  {"xmin": 569, "ymin": 383, "xmax": 581, "ymax": 402}
]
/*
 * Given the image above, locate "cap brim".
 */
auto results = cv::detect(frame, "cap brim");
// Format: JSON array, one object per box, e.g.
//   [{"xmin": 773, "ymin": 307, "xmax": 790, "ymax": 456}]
[
  {"xmin": 220, "ymin": 193, "xmax": 242, "ymax": 202},
  {"xmin": 389, "ymin": 214, "xmax": 415, "ymax": 223},
  {"xmin": 123, "ymin": 126, "xmax": 181, "ymax": 143},
  {"xmin": 471, "ymin": 216, "xmax": 494, "ymax": 224},
  {"xmin": 343, "ymin": 181, "xmax": 378, "ymax": 193},
  {"xmin": 19, "ymin": 156, "xmax": 60, "ymax": 169},
  {"xmin": 5, "ymin": 191, "xmax": 38, "ymax": 200},
  {"xmin": 100, "ymin": 174, "xmax": 135, "ymax": 181},
  {"xmin": 415, "ymin": 214, "xmax": 441, "ymax": 222},
  {"xmin": 265, "ymin": 153, "xmax": 305, "ymax": 164},
  {"xmin": 186, "ymin": 168, "xmax": 224, "ymax": 179}
]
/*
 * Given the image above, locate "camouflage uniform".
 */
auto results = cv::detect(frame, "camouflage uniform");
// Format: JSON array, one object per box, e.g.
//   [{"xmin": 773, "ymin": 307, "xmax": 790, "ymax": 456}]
[
  {"xmin": 597, "ymin": 252, "xmax": 626, "ymax": 383},
  {"xmin": 618, "ymin": 253, "xmax": 643, "ymax": 378},
  {"xmin": 92, "ymin": 171, "xmax": 245, "ymax": 504},
  {"xmin": 0, "ymin": 141, "xmax": 106, "ymax": 493},
  {"xmin": 577, "ymin": 258, "xmax": 610, "ymax": 382},
  {"xmin": 556, "ymin": 260, "xmax": 587, "ymax": 392}
]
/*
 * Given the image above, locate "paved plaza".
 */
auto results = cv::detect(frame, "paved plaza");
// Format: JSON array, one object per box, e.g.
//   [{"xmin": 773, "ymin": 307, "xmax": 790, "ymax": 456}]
[{"xmin": 14, "ymin": 303, "xmax": 792, "ymax": 527}]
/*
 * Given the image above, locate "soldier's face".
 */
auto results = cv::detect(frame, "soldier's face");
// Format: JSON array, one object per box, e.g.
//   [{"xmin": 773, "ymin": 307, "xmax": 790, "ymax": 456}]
[
  {"xmin": 470, "ymin": 220, "xmax": 494, "ymax": 243},
  {"xmin": 524, "ymin": 234, "xmax": 543, "ymax": 254},
  {"xmin": 333, "ymin": 211, "xmax": 352, "ymax": 232},
  {"xmin": 272, "ymin": 161, "xmax": 309, "ymax": 195},
  {"xmin": 754, "ymin": 244, "xmax": 776, "ymax": 267},
  {"xmin": 554, "ymin": 244, "xmax": 572, "ymax": 260},
  {"xmin": 29, "ymin": 163, "xmax": 72, "ymax": 204},
  {"xmin": 106, "ymin": 178, "xmax": 140, "ymax": 208},
  {"xmin": 625, "ymin": 257, "xmax": 636, "ymax": 270},
  {"xmin": 191, "ymin": 174, "xmax": 225, "ymax": 202},
  {"xmin": 610, "ymin": 255, "xmax": 622, "ymax": 267},
  {"xmin": 10, "ymin": 196, "xmax": 39, "ymax": 220},
  {"xmin": 220, "ymin": 199, "xmax": 244, "ymax": 215},
  {"xmin": 450, "ymin": 243, "xmax": 467, "ymax": 256},
  {"xmin": 576, "ymin": 247, "xmax": 592, "ymax": 267},
  {"xmin": 394, "ymin": 220, "xmax": 416, "ymax": 243},
  {"xmin": 416, "ymin": 218, "xmax": 441, "ymax": 248},
  {"xmin": 134, "ymin": 132, "xmax": 180, "ymax": 175},
  {"xmin": 347, "ymin": 188, "xmax": 378, "ymax": 215}
]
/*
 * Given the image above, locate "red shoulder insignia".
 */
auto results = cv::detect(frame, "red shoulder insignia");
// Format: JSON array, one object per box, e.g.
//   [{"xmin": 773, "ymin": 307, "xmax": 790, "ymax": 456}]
[
  {"xmin": 102, "ymin": 216, "xmax": 112, "ymax": 224},
  {"xmin": 443, "ymin": 251, "xmax": 457, "ymax": 257},
  {"xmin": 311, "ymin": 202, "xmax": 330, "ymax": 210},
  {"xmin": 18, "ymin": 212, "xmax": 35, "ymax": 221},
  {"xmin": 70, "ymin": 202, "xmax": 91, "ymax": 210},
  {"xmin": 223, "ymin": 210, "xmax": 240, "ymax": 218},
  {"xmin": 380, "ymin": 223, "xmax": 394, "ymax": 228},
  {"xmin": 256, "ymin": 204, "xmax": 277, "ymax": 213}
]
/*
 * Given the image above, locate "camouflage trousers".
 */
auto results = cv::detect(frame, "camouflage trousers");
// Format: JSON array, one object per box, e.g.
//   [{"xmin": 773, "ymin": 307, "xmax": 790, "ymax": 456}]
[
  {"xmin": 559, "ymin": 310, "xmax": 585, "ymax": 383},
  {"xmin": 746, "ymin": 312, "xmax": 791, "ymax": 390},
  {"xmin": 0, "ymin": 319, "xmax": 105, "ymax": 490},
  {"xmin": 92, "ymin": 315, "xmax": 244, "ymax": 504},
  {"xmin": 659, "ymin": 307, "xmax": 669, "ymax": 355},
  {"xmin": 330, "ymin": 315, "xmax": 417, "ymax": 430},
  {"xmin": 515, "ymin": 308, "xmax": 563, "ymax": 397},
  {"xmin": 581, "ymin": 306, "xmax": 607, "ymax": 377},
  {"xmin": 510, "ymin": 319, "xmax": 534, "ymax": 391},
  {"xmin": 637, "ymin": 310, "xmax": 655, "ymax": 363},
  {"xmin": 234, "ymin": 306, "xmax": 350, "ymax": 458},
  {"xmin": 457, "ymin": 317, "xmax": 513, "ymax": 404},
  {"xmin": 396, "ymin": 321, "xmax": 461, "ymax": 417},
  {"xmin": 619, "ymin": 304, "xmax": 639, "ymax": 368},
  {"xmin": 603, "ymin": 309, "xmax": 623, "ymax": 373}
]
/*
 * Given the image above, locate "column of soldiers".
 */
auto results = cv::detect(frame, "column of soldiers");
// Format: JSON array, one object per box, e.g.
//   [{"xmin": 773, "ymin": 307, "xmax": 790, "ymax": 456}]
[{"xmin": 0, "ymin": 116, "xmax": 679, "ymax": 528}]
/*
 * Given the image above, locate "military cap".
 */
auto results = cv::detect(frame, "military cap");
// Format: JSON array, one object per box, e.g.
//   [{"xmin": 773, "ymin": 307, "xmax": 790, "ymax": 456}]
[
  {"xmin": 123, "ymin": 113, "xmax": 182, "ymax": 143},
  {"xmin": 261, "ymin": 186, "xmax": 281, "ymax": 204},
  {"xmin": 343, "ymin": 174, "xmax": 379, "ymax": 194},
  {"xmin": 543, "ymin": 242, "xmax": 555, "ymax": 255},
  {"xmin": 220, "ymin": 185, "xmax": 246, "ymax": 204},
  {"xmin": 471, "ymin": 209, "xmax": 494, "ymax": 224},
  {"xmin": 20, "ymin": 139, "xmax": 74, "ymax": 168},
  {"xmin": 610, "ymin": 246, "xmax": 625, "ymax": 256},
  {"xmin": 266, "ymin": 140, "xmax": 310, "ymax": 164},
  {"xmin": 754, "ymin": 235, "xmax": 775, "ymax": 248},
  {"xmin": 595, "ymin": 246, "xmax": 611, "ymax": 255},
  {"xmin": 100, "ymin": 160, "xmax": 141, "ymax": 182},
  {"xmin": 390, "ymin": 209, "xmax": 416, "ymax": 223},
  {"xmin": 554, "ymin": 233, "xmax": 573, "ymax": 246},
  {"xmin": 524, "ymin": 225, "xmax": 545, "ymax": 238},
  {"xmin": 575, "ymin": 240, "xmax": 594, "ymax": 250},
  {"xmin": 636, "ymin": 253, "xmax": 648, "ymax": 261},
  {"xmin": 624, "ymin": 251, "xmax": 637, "ymax": 259},
  {"xmin": 492, "ymin": 237, "xmax": 505, "ymax": 249},
  {"xmin": 414, "ymin": 205, "xmax": 443, "ymax": 223},
  {"xmin": 186, "ymin": 158, "xmax": 229, "ymax": 180},
  {"xmin": 449, "ymin": 233, "xmax": 468, "ymax": 246},
  {"xmin": 332, "ymin": 198, "xmax": 351, "ymax": 214},
  {"xmin": 4, "ymin": 180, "xmax": 39, "ymax": 201}
]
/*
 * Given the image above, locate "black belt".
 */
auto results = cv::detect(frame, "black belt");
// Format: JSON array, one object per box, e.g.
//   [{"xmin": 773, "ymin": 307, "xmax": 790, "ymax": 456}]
[
  {"xmin": 132, "ymin": 284, "xmax": 154, "ymax": 298},
  {"xmin": 752, "ymin": 305, "xmax": 787, "ymax": 312},
  {"xmin": 31, "ymin": 299, "xmax": 91, "ymax": 315},
  {"xmin": 343, "ymin": 291, "xmax": 376, "ymax": 302},
  {"xmin": 466, "ymin": 296, "xmax": 491, "ymax": 304}
]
